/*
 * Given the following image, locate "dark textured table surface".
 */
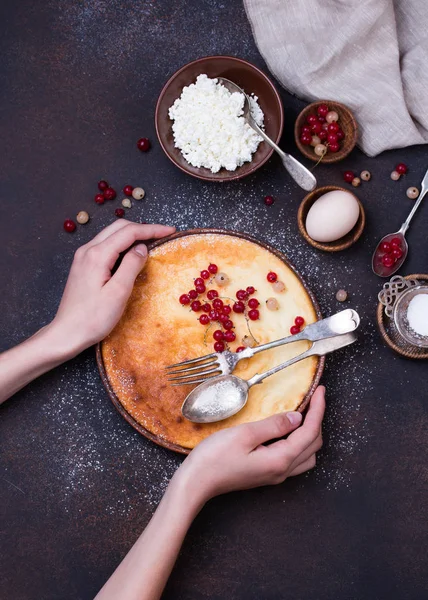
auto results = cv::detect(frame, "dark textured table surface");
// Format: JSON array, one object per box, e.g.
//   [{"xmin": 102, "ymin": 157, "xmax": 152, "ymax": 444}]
[{"xmin": 1, "ymin": 1, "xmax": 427, "ymax": 599}]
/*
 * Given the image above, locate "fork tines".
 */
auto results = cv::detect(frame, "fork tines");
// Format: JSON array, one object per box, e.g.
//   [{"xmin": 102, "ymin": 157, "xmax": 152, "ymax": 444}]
[{"xmin": 165, "ymin": 353, "xmax": 221, "ymax": 386}]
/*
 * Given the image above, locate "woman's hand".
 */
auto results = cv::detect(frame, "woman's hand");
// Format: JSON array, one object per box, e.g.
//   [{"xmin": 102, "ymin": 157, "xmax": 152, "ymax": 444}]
[
  {"xmin": 51, "ymin": 220, "xmax": 175, "ymax": 357},
  {"xmin": 174, "ymin": 386, "xmax": 325, "ymax": 506}
]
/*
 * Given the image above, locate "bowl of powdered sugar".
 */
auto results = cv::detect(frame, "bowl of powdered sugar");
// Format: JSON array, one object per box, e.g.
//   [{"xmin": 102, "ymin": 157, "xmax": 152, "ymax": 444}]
[
  {"xmin": 393, "ymin": 285, "xmax": 428, "ymax": 348},
  {"xmin": 155, "ymin": 56, "xmax": 284, "ymax": 181}
]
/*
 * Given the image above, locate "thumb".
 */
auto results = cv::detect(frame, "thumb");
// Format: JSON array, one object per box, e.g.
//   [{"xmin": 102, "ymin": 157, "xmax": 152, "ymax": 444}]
[
  {"xmin": 109, "ymin": 243, "xmax": 148, "ymax": 293},
  {"xmin": 244, "ymin": 411, "xmax": 302, "ymax": 449}
]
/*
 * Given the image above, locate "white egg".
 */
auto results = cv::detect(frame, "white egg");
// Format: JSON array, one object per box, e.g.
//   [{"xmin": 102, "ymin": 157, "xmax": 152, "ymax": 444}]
[{"xmin": 305, "ymin": 190, "xmax": 360, "ymax": 243}]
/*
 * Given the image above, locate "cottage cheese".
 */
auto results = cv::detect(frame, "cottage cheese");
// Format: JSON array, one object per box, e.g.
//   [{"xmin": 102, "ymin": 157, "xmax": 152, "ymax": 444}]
[{"xmin": 168, "ymin": 74, "xmax": 265, "ymax": 173}]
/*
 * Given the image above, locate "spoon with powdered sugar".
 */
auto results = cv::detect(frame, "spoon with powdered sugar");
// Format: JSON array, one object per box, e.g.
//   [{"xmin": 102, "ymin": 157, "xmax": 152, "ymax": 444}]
[{"xmin": 218, "ymin": 77, "xmax": 317, "ymax": 192}]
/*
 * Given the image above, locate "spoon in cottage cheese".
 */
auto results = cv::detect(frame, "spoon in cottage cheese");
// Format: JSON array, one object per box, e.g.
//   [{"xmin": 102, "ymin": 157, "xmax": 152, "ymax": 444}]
[{"xmin": 218, "ymin": 77, "xmax": 317, "ymax": 192}]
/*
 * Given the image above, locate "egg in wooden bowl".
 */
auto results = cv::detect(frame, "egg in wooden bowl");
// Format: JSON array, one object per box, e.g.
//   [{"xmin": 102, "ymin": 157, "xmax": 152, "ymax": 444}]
[{"xmin": 97, "ymin": 230, "xmax": 324, "ymax": 453}]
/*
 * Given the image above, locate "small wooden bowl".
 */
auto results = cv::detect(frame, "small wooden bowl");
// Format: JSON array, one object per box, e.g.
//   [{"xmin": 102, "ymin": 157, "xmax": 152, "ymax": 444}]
[
  {"xmin": 297, "ymin": 185, "xmax": 365, "ymax": 252},
  {"xmin": 294, "ymin": 100, "xmax": 358, "ymax": 163}
]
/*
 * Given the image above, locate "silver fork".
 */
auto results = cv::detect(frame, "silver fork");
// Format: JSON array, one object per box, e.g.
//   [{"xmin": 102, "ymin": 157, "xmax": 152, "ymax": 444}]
[{"xmin": 166, "ymin": 309, "xmax": 360, "ymax": 386}]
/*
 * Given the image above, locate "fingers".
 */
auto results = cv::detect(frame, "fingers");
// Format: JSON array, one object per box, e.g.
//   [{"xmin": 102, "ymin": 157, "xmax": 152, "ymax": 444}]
[
  {"xmin": 83, "ymin": 219, "xmax": 132, "ymax": 248},
  {"xmin": 243, "ymin": 411, "xmax": 303, "ymax": 450},
  {"xmin": 107, "ymin": 243, "xmax": 148, "ymax": 296},
  {"xmin": 284, "ymin": 386, "xmax": 325, "ymax": 455},
  {"xmin": 83, "ymin": 221, "xmax": 175, "ymax": 251},
  {"xmin": 288, "ymin": 455, "xmax": 317, "ymax": 477}
]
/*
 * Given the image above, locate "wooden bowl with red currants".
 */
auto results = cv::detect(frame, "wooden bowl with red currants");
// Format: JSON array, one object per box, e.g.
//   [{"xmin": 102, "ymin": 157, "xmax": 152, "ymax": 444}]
[{"xmin": 294, "ymin": 100, "xmax": 358, "ymax": 163}]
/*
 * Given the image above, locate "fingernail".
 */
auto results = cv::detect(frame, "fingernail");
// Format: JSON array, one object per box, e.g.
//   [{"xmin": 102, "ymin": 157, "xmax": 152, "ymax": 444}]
[
  {"xmin": 286, "ymin": 412, "xmax": 302, "ymax": 426},
  {"xmin": 134, "ymin": 244, "xmax": 147, "ymax": 257}
]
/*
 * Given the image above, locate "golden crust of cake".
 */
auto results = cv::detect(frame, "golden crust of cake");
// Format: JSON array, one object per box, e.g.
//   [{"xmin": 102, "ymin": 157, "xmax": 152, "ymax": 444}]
[{"xmin": 101, "ymin": 233, "xmax": 319, "ymax": 451}]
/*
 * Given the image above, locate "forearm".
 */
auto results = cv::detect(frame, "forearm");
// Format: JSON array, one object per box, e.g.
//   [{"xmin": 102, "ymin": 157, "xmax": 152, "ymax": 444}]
[
  {"xmin": 0, "ymin": 321, "xmax": 77, "ymax": 404},
  {"xmin": 95, "ymin": 470, "xmax": 205, "ymax": 600}
]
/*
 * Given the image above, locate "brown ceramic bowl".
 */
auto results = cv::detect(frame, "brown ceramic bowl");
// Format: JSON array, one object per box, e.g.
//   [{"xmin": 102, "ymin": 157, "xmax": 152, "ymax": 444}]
[
  {"xmin": 155, "ymin": 56, "xmax": 284, "ymax": 182},
  {"xmin": 294, "ymin": 100, "xmax": 358, "ymax": 163},
  {"xmin": 96, "ymin": 229, "xmax": 325, "ymax": 454},
  {"xmin": 297, "ymin": 186, "xmax": 365, "ymax": 252}
]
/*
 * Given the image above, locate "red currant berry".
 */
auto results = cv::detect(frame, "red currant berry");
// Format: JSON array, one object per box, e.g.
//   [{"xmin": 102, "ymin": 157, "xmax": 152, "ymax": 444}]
[
  {"xmin": 208, "ymin": 263, "xmax": 218, "ymax": 274},
  {"xmin": 380, "ymin": 241, "xmax": 392, "ymax": 253},
  {"xmin": 290, "ymin": 325, "xmax": 300, "ymax": 335},
  {"xmin": 264, "ymin": 195, "xmax": 275, "ymax": 206},
  {"xmin": 224, "ymin": 331, "xmax": 236, "ymax": 343},
  {"xmin": 327, "ymin": 133, "xmax": 338, "ymax": 145},
  {"xmin": 236, "ymin": 346, "xmax": 246, "ymax": 353},
  {"xmin": 318, "ymin": 116, "xmax": 326, "ymax": 123},
  {"xmin": 191, "ymin": 300, "xmax": 201, "ymax": 312},
  {"xmin": 194, "ymin": 277, "xmax": 204, "ymax": 287},
  {"xmin": 233, "ymin": 301, "xmax": 245, "ymax": 314},
  {"xmin": 98, "ymin": 180, "xmax": 109, "ymax": 192},
  {"xmin": 212, "ymin": 298, "xmax": 224, "ymax": 310},
  {"xmin": 213, "ymin": 330, "xmax": 224, "ymax": 342},
  {"xmin": 248, "ymin": 298, "xmax": 259, "ymax": 309},
  {"xmin": 236, "ymin": 289, "xmax": 248, "ymax": 301},
  {"xmin": 200, "ymin": 270, "xmax": 210, "ymax": 280},
  {"xmin": 306, "ymin": 114, "xmax": 318, "ymax": 125},
  {"xmin": 317, "ymin": 104, "xmax": 329, "ymax": 118},
  {"xmin": 310, "ymin": 121, "xmax": 322, "ymax": 135},
  {"xmin": 188, "ymin": 289, "xmax": 198, "ymax": 300},
  {"xmin": 301, "ymin": 125, "xmax": 311, "ymax": 134},
  {"xmin": 392, "ymin": 247, "xmax": 403, "ymax": 260},
  {"xmin": 295, "ymin": 316, "xmax": 305, "ymax": 327},
  {"xmin": 179, "ymin": 294, "xmax": 190, "ymax": 305},
  {"xmin": 327, "ymin": 122, "xmax": 339, "ymax": 133},
  {"xmin": 329, "ymin": 142, "xmax": 340, "ymax": 153},
  {"xmin": 300, "ymin": 133, "xmax": 312, "ymax": 146},
  {"xmin": 382, "ymin": 255, "xmax": 395, "ymax": 268},
  {"xmin": 267, "ymin": 272, "xmax": 277, "ymax": 283},
  {"xmin": 222, "ymin": 305, "xmax": 232, "ymax": 315},
  {"xmin": 218, "ymin": 314, "xmax": 229, "ymax": 324},
  {"xmin": 248, "ymin": 309, "xmax": 260, "ymax": 321},
  {"xmin": 207, "ymin": 290, "xmax": 219, "ymax": 300},
  {"xmin": 137, "ymin": 137, "xmax": 151, "ymax": 152},
  {"xmin": 343, "ymin": 171, "xmax": 355, "ymax": 183},
  {"xmin": 209, "ymin": 310, "xmax": 220, "ymax": 321},
  {"xmin": 396, "ymin": 163, "xmax": 407, "ymax": 175},
  {"xmin": 318, "ymin": 130, "xmax": 327, "ymax": 141},
  {"xmin": 390, "ymin": 237, "xmax": 402, "ymax": 249},
  {"xmin": 115, "ymin": 208, "xmax": 125, "ymax": 218},
  {"xmin": 246, "ymin": 286, "xmax": 255, "ymax": 295},
  {"xmin": 104, "ymin": 187, "xmax": 117, "ymax": 200},
  {"xmin": 202, "ymin": 303, "xmax": 211, "ymax": 313},
  {"xmin": 199, "ymin": 314, "xmax": 210, "ymax": 325},
  {"xmin": 336, "ymin": 129, "xmax": 345, "ymax": 141},
  {"xmin": 63, "ymin": 219, "xmax": 76, "ymax": 233},
  {"xmin": 214, "ymin": 341, "xmax": 225, "ymax": 352},
  {"xmin": 223, "ymin": 319, "xmax": 234, "ymax": 330},
  {"xmin": 123, "ymin": 185, "xmax": 134, "ymax": 196},
  {"xmin": 195, "ymin": 284, "xmax": 206, "ymax": 294},
  {"xmin": 95, "ymin": 193, "xmax": 105, "ymax": 204}
]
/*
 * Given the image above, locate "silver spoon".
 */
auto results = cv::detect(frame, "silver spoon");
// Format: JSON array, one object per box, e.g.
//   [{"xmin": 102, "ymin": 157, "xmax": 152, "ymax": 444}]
[
  {"xmin": 218, "ymin": 77, "xmax": 317, "ymax": 192},
  {"xmin": 182, "ymin": 332, "xmax": 357, "ymax": 424},
  {"xmin": 372, "ymin": 167, "xmax": 428, "ymax": 277}
]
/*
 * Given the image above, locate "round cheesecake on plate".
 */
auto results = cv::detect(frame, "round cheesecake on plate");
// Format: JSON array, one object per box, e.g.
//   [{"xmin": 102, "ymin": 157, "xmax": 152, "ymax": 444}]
[{"xmin": 98, "ymin": 230, "xmax": 324, "ymax": 453}]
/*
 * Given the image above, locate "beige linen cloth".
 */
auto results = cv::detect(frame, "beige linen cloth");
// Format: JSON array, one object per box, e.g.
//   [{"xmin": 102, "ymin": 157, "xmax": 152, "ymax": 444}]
[{"xmin": 244, "ymin": 0, "xmax": 428, "ymax": 156}]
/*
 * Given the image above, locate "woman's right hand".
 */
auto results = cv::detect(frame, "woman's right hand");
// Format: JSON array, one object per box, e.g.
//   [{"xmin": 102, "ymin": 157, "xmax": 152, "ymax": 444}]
[{"xmin": 173, "ymin": 386, "xmax": 325, "ymax": 505}]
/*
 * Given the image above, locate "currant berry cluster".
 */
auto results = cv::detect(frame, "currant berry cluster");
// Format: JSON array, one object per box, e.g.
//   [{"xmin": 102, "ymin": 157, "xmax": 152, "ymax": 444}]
[
  {"xmin": 390, "ymin": 163, "xmax": 408, "ymax": 181},
  {"xmin": 377, "ymin": 237, "xmax": 403, "ymax": 269},
  {"xmin": 299, "ymin": 104, "xmax": 344, "ymax": 158},
  {"xmin": 290, "ymin": 316, "xmax": 305, "ymax": 335},
  {"xmin": 178, "ymin": 264, "xmax": 261, "ymax": 352}
]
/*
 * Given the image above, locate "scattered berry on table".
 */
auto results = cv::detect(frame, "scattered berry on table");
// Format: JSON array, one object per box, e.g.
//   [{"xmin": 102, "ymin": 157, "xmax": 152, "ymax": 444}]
[
  {"xmin": 137, "ymin": 137, "xmax": 151, "ymax": 152},
  {"xmin": 406, "ymin": 187, "xmax": 419, "ymax": 199},
  {"xmin": 395, "ymin": 163, "xmax": 408, "ymax": 175},
  {"xmin": 122, "ymin": 198, "xmax": 132, "ymax": 208},
  {"xmin": 264, "ymin": 195, "xmax": 275, "ymax": 206},
  {"xmin": 115, "ymin": 208, "xmax": 125, "ymax": 218},
  {"xmin": 76, "ymin": 211, "xmax": 89, "ymax": 224},
  {"xmin": 267, "ymin": 271, "xmax": 278, "ymax": 283},
  {"xmin": 95, "ymin": 193, "xmax": 105, "ymax": 204},
  {"xmin": 343, "ymin": 171, "xmax": 355, "ymax": 183},
  {"xmin": 390, "ymin": 170, "xmax": 400, "ymax": 181},
  {"xmin": 98, "ymin": 180, "xmax": 109, "ymax": 192},
  {"xmin": 132, "ymin": 187, "xmax": 145, "ymax": 200},
  {"xmin": 266, "ymin": 297, "xmax": 279, "ymax": 311},
  {"xmin": 104, "ymin": 187, "xmax": 116, "ymax": 200},
  {"xmin": 123, "ymin": 185, "xmax": 134, "ymax": 196},
  {"xmin": 336, "ymin": 289, "xmax": 348, "ymax": 302},
  {"xmin": 63, "ymin": 219, "xmax": 76, "ymax": 233},
  {"xmin": 352, "ymin": 177, "xmax": 361, "ymax": 187},
  {"xmin": 360, "ymin": 170, "xmax": 371, "ymax": 181}
]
